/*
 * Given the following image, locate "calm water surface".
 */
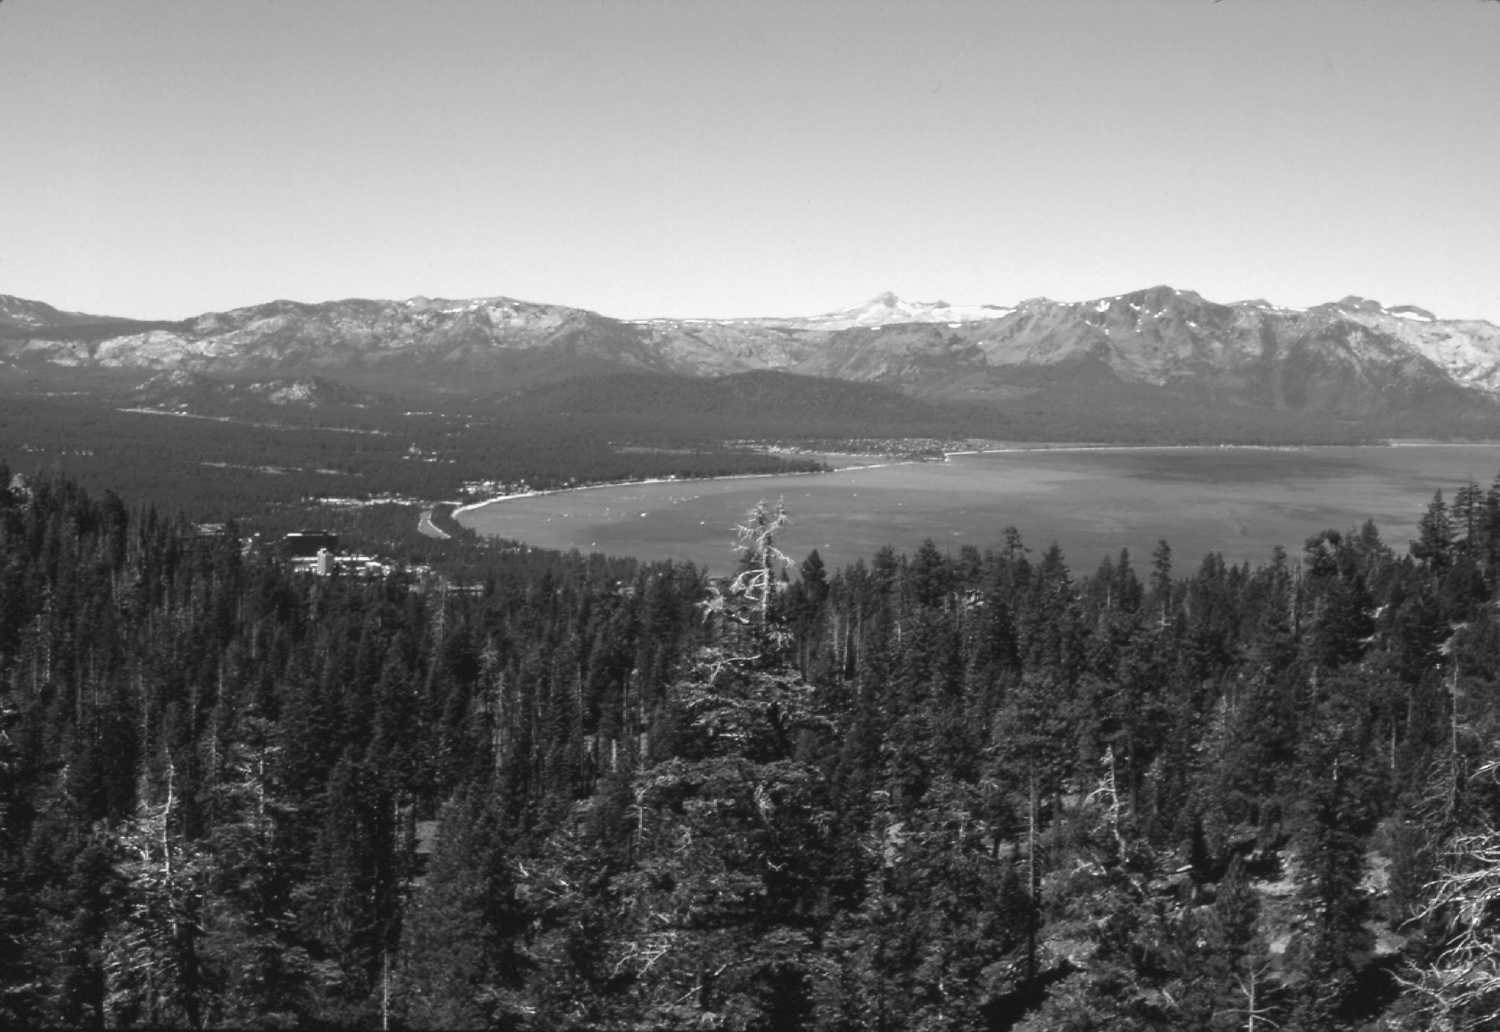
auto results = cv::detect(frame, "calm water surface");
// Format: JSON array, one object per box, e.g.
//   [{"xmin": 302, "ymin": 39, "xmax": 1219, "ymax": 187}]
[{"xmin": 456, "ymin": 445, "xmax": 1500, "ymax": 575}]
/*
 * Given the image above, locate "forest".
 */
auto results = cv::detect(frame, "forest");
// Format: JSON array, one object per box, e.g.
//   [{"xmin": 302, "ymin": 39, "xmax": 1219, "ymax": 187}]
[
  {"xmin": 4, "ymin": 464, "xmax": 1500, "ymax": 1030},
  {"xmin": 0, "ymin": 361, "xmax": 1398, "ymax": 524},
  {"xmin": 0, "ymin": 386, "xmax": 828, "ymax": 516}
]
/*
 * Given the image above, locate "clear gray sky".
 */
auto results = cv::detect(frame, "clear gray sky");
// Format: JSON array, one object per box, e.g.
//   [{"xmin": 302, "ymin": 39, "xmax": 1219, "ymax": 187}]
[{"xmin": 2, "ymin": 1, "xmax": 1497, "ymax": 322}]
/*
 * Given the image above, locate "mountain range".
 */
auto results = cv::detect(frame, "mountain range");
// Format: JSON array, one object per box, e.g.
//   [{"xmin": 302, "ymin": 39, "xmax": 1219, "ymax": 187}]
[{"xmin": 4, "ymin": 285, "xmax": 1500, "ymax": 435}]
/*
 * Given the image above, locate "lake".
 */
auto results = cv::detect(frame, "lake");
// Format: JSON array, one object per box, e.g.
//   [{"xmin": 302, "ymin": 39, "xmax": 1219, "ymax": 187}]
[{"xmin": 455, "ymin": 445, "xmax": 1500, "ymax": 576}]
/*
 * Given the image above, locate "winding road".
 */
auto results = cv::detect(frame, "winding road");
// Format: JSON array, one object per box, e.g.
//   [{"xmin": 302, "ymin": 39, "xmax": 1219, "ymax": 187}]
[{"xmin": 418, "ymin": 508, "xmax": 450, "ymax": 540}]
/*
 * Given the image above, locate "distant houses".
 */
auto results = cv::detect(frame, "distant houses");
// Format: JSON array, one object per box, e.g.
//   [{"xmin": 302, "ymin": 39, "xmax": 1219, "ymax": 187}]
[
  {"xmin": 286, "ymin": 543, "xmax": 395, "ymax": 580},
  {"xmin": 276, "ymin": 529, "xmax": 476, "ymax": 591}
]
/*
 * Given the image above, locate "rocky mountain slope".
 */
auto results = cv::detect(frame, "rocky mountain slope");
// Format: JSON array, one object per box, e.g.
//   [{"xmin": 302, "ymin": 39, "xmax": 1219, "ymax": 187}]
[
  {"xmin": 126, "ymin": 369, "xmax": 384, "ymax": 415},
  {"xmin": 0, "ymin": 294, "xmax": 106, "ymax": 332},
  {"xmin": 0, "ymin": 293, "xmax": 178, "ymax": 343},
  {"xmin": 3, "ymin": 287, "xmax": 1499, "ymax": 424}
]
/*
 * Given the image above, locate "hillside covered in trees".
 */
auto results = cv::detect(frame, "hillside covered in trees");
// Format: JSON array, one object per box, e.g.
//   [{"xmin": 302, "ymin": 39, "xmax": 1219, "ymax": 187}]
[{"xmin": 5, "ymin": 470, "xmax": 1500, "ymax": 1029}]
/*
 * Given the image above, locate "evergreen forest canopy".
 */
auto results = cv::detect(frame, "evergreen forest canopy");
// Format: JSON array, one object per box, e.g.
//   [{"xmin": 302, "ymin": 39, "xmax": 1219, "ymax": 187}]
[{"xmin": 8, "ymin": 468, "xmax": 1500, "ymax": 1030}]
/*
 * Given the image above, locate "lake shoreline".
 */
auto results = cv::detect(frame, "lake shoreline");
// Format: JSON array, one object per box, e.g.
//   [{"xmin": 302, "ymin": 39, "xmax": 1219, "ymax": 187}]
[
  {"xmin": 454, "ymin": 438, "xmax": 1500, "ymax": 521},
  {"xmin": 452, "ymin": 440, "xmax": 1500, "ymax": 574}
]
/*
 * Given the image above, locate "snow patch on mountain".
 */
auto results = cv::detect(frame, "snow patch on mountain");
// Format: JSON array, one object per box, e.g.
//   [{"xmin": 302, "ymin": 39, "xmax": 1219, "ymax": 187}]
[
  {"xmin": 736, "ymin": 292, "xmax": 1015, "ymax": 331},
  {"xmin": 1389, "ymin": 306, "xmax": 1436, "ymax": 323}
]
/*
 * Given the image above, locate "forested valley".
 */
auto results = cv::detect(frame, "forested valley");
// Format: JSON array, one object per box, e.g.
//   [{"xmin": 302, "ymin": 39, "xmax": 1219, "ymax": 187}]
[
  {"xmin": 0, "ymin": 385, "xmax": 829, "ymax": 516},
  {"xmin": 6, "ymin": 466, "xmax": 1500, "ymax": 1030}
]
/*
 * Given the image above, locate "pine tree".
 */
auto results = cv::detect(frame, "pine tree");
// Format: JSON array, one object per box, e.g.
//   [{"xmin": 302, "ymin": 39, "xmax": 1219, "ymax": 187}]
[
  {"xmin": 42, "ymin": 835, "xmax": 118, "ymax": 1029},
  {"xmin": 403, "ymin": 785, "xmax": 528, "ymax": 1029},
  {"xmin": 198, "ymin": 725, "xmax": 312, "ymax": 1027},
  {"xmin": 1413, "ymin": 492, "xmax": 1455, "ymax": 573},
  {"xmin": 0, "ymin": 703, "xmax": 48, "ymax": 1026},
  {"xmin": 102, "ymin": 761, "xmax": 208, "ymax": 1030},
  {"xmin": 1451, "ymin": 482, "xmax": 1484, "ymax": 558},
  {"xmin": 1202, "ymin": 856, "xmax": 1282, "ymax": 1032},
  {"xmin": 601, "ymin": 502, "xmax": 835, "ymax": 1028},
  {"xmin": 300, "ymin": 750, "xmax": 405, "ymax": 1025},
  {"xmin": 1150, "ymin": 539, "xmax": 1174, "ymax": 621},
  {"xmin": 1284, "ymin": 673, "xmax": 1379, "ymax": 1031}
]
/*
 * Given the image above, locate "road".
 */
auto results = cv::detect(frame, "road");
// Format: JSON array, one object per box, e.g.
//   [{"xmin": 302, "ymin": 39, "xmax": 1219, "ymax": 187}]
[{"xmin": 418, "ymin": 508, "xmax": 450, "ymax": 540}]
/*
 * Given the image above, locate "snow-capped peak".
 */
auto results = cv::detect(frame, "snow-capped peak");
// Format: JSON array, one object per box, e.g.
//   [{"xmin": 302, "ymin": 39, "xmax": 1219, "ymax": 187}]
[
  {"xmin": 750, "ymin": 293, "xmax": 1016, "ymax": 330},
  {"xmin": 1388, "ymin": 305, "xmax": 1437, "ymax": 322}
]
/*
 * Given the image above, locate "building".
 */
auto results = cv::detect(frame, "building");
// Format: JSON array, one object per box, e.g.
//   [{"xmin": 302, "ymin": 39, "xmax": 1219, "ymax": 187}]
[{"xmin": 282, "ymin": 531, "xmax": 339, "ymax": 558}]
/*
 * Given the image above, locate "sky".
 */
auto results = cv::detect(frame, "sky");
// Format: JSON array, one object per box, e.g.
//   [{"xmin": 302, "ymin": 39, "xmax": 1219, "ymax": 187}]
[{"xmin": 1, "ymin": 0, "xmax": 1497, "ymax": 322}]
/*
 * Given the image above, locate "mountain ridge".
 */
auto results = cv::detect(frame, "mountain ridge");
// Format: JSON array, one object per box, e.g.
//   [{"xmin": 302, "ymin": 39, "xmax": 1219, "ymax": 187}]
[{"xmin": 4, "ymin": 286, "xmax": 1499, "ymax": 428}]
